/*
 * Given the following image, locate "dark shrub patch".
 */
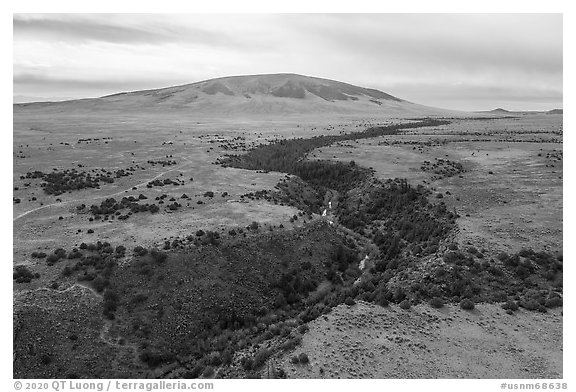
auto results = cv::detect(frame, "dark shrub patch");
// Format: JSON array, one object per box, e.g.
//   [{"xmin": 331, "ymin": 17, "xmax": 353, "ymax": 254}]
[{"xmin": 13, "ymin": 265, "xmax": 39, "ymax": 283}]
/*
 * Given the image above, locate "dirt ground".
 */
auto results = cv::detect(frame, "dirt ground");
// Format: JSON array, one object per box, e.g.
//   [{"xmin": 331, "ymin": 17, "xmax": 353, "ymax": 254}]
[{"xmin": 275, "ymin": 301, "xmax": 562, "ymax": 379}]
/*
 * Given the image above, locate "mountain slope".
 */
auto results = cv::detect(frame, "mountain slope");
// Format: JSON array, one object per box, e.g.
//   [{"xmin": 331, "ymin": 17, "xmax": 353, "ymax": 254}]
[{"xmin": 14, "ymin": 73, "xmax": 458, "ymax": 117}]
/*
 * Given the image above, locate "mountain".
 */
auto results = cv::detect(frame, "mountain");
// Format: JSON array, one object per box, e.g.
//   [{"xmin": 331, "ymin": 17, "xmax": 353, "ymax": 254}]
[
  {"xmin": 488, "ymin": 108, "xmax": 512, "ymax": 114},
  {"xmin": 14, "ymin": 73, "xmax": 458, "ymax": 117},
  {"xmin": 547, "ymin": 109, "xmax": 563, "ymax": 115}
]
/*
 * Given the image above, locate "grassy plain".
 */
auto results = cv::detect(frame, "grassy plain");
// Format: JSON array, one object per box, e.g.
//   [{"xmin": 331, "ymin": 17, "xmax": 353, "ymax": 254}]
[{"xmin": 13, "ymin": 108, "xmax": 562, "ymax": 378}]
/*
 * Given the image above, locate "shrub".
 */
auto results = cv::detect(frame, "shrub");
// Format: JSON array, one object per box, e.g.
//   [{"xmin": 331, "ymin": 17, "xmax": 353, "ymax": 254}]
[
  {"xmin": 521, "ymin": 299, "xmax": 543, "ymax": 311},
  {"xmin": 62, "ymin": 266, "xmax": 73, "ymax": 277},
  {"xmin": 241, "ymin": 357, "xmax": 254, "ymax": 370},
  {"xmin": 443, "ymin": 251, "xmax": 464, "ymax": 264},
  {"xmin": 54, "ymin": 248, "xmax": 66, "ymax": 257},
  {"xmin": 92, "ymin": 275, "xmax": 109, "ymax": 293},
  {"xmin": 448, "ymin": 243, "xmax": 459, "ymax": 251},
  {"xmin": 545, "ymin": 295, "xmax": 562, "ymax": 308},
  {"xmin": 46, "ymin": 254, "xmax": 60, "ymax": 265},
  {"xmin": 133, "ymin": 246, "xmax": 148, "ymax": 257},
  {"xmin": 298, "ymin": 353, "xmax": 309, "ymax": 364},
  {"xmin": 459, "ymin": 298, "xmax": 475, "ymax": 310},
  {"xmin": 131, "ymin": 293, "xmax": 148, "ymax": 304},
  {"xmin": 429, "ymin": 297, "xmax": 444, "ymax": 309},
  {"xmin": 280, "ymin": 336, "xmax": 302, "ymax": 351},
  {"xmin": 497, "ymin": 252, "xmax": 510, "ymax": 263},
  {"xmin": 13, "ymin": 265, "xmax": 37, "ymax": 283},
  {"xmin": 399, "ymin": 299, "xmax": 411, "ymax": 310},
  {"xmin": 344, "ymin": 297, "xmax": 356, "ymax": 306},
  {"xmin": 103, "ymin": 289, "xmax": 119, "ymax": 319},
  {"xmin": 139, "ymin": 349, "xmax": 174, "ymax": 368},
  {"xmin": 290, "ymin": 356, "xmax": 299, "ymax": 364},
  {"xmin": 204, "ymin": 231, "xmax": 220, "ymax": 246},
  {"xmin": 253, "ymin": 348, "xmax": 272, "ymax": 369},
  {"xmin": 273, "ymin": 368, "xmax": 287, "ymax": 379},
  {"xmin": 466, "ymin": 246, "xmax": 479, "ymax": 255},
  {"xmin": 374, "ymin": 291, "xmax": 389, "ymax": 307},
  {"xmin": 201, "ymin": 366, "xmax": 214, "ymax": 378},
  {"xmin": 39, "ymin": 353, "xmax": 52, "ymax": 365},
  {"xmin": 501, "ymin": 300, "xmax": 519, "ymax": 312},
  {"xmin": 150, "ymin": 249, "xmax": 168, "ymax": 263},
  {"xmin": 184, "ymin": 364, "xmax": 204, "ymax": 379}
]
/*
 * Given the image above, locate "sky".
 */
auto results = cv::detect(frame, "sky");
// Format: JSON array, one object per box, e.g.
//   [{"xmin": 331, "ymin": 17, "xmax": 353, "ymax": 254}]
[{"xmin": 13, "ymin": 13, "xmax": 563, "ymax": 111}]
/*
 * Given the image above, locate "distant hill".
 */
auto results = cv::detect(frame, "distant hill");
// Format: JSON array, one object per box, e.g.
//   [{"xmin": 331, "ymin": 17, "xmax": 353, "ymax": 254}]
[
  {"xmin": 477, "ymin": 107, "xmax": 563, "ymax": 116},
  {"xmin": 13, "ymin": 73, "xmax": 459, "ymax": 118},
  {"xmin": 13, "ymin": 95, "xmax": 76, "ymax": 104}
]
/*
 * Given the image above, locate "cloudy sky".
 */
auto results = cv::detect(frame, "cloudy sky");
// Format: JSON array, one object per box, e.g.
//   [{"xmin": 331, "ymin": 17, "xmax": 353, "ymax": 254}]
[{"xmin": 13, "ymin": 13, "xmax": 562, "ymax": 111}]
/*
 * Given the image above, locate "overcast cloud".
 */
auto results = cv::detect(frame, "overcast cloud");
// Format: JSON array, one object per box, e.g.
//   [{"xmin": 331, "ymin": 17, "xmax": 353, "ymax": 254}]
[{"xmin": 13, "ymin": 13, "xmax": 563, "ymax": 111}]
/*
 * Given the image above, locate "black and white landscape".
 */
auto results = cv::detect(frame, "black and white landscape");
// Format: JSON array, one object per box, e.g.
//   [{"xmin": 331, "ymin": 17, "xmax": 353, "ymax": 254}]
[{"xmin": 13, "ymin": 14, "xmax": 562, "ymax": 379}]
